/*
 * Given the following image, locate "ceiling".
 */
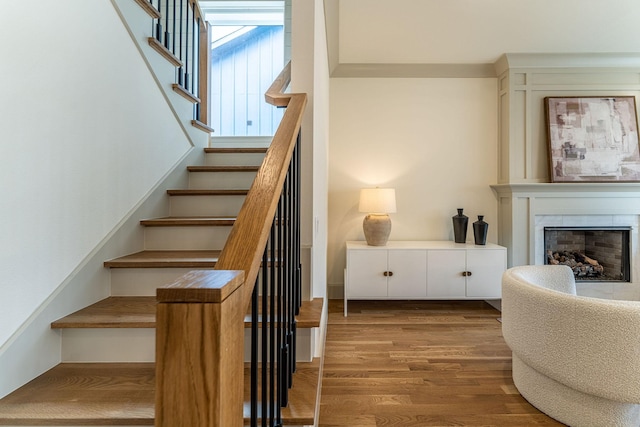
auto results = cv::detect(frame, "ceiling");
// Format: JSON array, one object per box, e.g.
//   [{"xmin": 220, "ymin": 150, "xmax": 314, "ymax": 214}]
[
  {"xmin": 337, "ymin": 0, "xmax": 640, "ymax": 64},
  {"xmin": 200, "ymin": 1, "xmax": 283, "ymax": 25},
  {"xmin": 329, "ymin": 0, "xmax": 640, "ymax": 77}
]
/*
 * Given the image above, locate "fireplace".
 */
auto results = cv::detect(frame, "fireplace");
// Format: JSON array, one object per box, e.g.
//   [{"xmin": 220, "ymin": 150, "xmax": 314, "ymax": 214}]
[
  {"xmin": 544, "ymin": 227, "xmax": 631, "ymax": 282},
  {"xmin": 491, "ymin": 183, "xmax": 640, "ymax": 300}
]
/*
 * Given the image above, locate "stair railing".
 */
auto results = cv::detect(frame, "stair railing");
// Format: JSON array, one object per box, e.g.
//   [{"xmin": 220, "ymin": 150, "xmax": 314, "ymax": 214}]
[
  {"xmin": 155, "ymin": 61, "xmax": 307, "ymax": 427},
  {"xmin": 137, "ymin": 0, "xmax": 211, "ymax": 127}
]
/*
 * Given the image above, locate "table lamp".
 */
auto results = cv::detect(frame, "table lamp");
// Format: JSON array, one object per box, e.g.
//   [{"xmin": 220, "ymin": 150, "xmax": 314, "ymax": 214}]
[{"xmin": 359, "ymin": 188, "xmax": 396, "ymax": 246}]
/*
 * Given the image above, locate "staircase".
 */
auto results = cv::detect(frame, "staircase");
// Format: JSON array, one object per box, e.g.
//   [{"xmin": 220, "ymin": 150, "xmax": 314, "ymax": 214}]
[{"xmin": 0, "ymin": 146, "xmax": 322, "ymax": 426}]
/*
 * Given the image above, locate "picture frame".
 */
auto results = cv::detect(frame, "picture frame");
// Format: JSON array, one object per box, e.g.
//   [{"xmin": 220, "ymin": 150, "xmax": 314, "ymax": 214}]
[{"xmin": 545, "ymin": 96, "xmax": 640, "ymax": 182}]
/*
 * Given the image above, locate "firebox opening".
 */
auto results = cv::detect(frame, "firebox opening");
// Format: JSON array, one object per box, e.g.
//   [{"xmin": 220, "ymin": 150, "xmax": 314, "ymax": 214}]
[{"xmin": 544, "ymin": 227, "xmax": 631, "ymax": 282}]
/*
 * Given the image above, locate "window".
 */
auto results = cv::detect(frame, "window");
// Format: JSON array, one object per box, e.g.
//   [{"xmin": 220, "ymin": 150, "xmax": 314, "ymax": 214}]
[{"xmin": 203, "ymin": 1, "xmax": 285, "ymax": 136}]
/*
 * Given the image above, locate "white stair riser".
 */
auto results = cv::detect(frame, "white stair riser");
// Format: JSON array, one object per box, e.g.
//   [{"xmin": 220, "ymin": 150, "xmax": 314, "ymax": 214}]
[
  {"xmin": 110, "ymin": 268, "xmax": 208, "ymax": 296},
  {"xmin": 61, "ymin": 329, "xmax": 155, "ymax": 362},
  {"xmin": 144, "ymin": 226, "xmax": 231, "ymax": 250},
  {"xmin": 243, "ymin": 328, "xmax": 313, "ymax": 363},
  {"xmin": 204, "ymin": 153, "xmax": 265, "ymax": 166},
  {"xmin": 61, "ymin": 328, "xmax": 316, "ymax": 363},
  {"xmin": 107, "ymin": 269, "xmax": 279, "ymax": 296},
  {"xmin": 169, "ymin": 195, "xmax": 245, "ymax": 217},
  {"xmin": 188, "ymin": 171, "xmax": 256, "ymax": 190}
]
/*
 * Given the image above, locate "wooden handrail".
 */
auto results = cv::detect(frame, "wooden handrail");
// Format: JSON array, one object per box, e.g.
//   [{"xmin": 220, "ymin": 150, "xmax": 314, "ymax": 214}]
[
  {"xmin": 215, "ymin": 61, "xmax": 307, "ymax": 308},
  {"xmin": 265, "ymin": 61, "xmax": 293, "ymax": 107},
  {"xmin": 156, "ymin": 61, "xmax": 306, "ymax": 427}
]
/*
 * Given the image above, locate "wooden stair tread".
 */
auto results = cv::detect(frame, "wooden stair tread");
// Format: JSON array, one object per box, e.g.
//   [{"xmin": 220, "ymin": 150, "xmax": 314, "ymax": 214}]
[
  {"xmin": 294, "ymin": 298, "xmax": 323, "ymax": 328},
  {"xmin": 104, "ymin": 250, "xmax": 220, "ymax": 268},
  {"xmin": 140, "ymin": 216, "xmax": 236, "ymax": 226},
  {"xmin": 166, "ymin": 188, "xmax": 249, "ymax": 196},
  {"xmin": 0, "ymin": 359, "xmax": 320, "ymax": 426},
  {"xmin": 205, "ymin": 147, "xmax": 267, "ymax": 154},
  {"xmin": 51, "ymin": 297, "xmax": 323, "ymax": 330},
  {"xmin": 191, "ymin": 119, "xmax": 215, "ymax": 133},
  {"xmin": 147, "ymin": 37, "xmax": 182, "ymax": 67},
  {"xmin": 52, "ymin": 297, "xmax": 156, "ymax": 329},
  {"xmin": 173, "ymin": 83, "xmax": 200, "ymax": 104},
  {"xmin": 187, "ymin": 165, "xmax": 260, "ymax": 172},
  {"xmin": 246, "ymin": 298, "xmax": 323, "ymax": 329},
  {"xmin": 0, "ymin": 363, "xmax": 155, "ymax": 425},
  {"xmin": 243, "ymin": 358, "xmax": 321, "ymax": 426}
]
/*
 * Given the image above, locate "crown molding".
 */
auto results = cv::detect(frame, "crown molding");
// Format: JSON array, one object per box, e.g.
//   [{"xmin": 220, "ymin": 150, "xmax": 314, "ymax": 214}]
[
  {"xmin": 494, "ymin": 53, "xmax": 640, "ymax": 75},
  {"xmin": 331, "ymin": 63, "xmax": 496, "ymax": 78}
]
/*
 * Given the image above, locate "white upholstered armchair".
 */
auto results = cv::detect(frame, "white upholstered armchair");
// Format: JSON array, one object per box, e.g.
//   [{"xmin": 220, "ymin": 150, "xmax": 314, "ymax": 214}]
[{"xmin": 502, "ymin": 265, "xmax": 640, "ymax": 427}]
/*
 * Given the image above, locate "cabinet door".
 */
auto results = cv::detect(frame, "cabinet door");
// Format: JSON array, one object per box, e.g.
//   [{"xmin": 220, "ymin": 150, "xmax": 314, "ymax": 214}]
[
  {"xmin": 388, "ymin": 250, "xmax": 427, "ymax": 297},
  {"xmin": 347, "ymin": 249, "xmax": 388, "ymax": 297},
  {"xmin": 426, "ymin": 250, "xmax": 466, "ymax": 298},
  {"xmin": 465, "ymin": 249, "xmax": 506, "ymax": 298}
]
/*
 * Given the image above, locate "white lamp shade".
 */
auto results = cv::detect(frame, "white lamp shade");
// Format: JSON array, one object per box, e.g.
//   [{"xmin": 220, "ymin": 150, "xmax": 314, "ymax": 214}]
[{"xmin": 358, "ymin": 188, "xmax": 396, "ymax": 214}]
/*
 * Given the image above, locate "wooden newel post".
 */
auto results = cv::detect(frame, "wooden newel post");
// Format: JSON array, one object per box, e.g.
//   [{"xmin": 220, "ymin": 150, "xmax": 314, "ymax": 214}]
[{"xmin": 155, "ymin": 270, "xmax": 246, "ymax": 427}]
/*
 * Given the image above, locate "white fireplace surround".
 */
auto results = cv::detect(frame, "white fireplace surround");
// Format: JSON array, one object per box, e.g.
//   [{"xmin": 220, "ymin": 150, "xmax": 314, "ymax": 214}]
[{"xmin": 492, "ymin": 183, "xmax": 640, "ymax": 301}]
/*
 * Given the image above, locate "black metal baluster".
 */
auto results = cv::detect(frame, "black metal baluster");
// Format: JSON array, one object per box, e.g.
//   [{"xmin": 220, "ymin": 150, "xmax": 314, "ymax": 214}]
[
  {"xmin": 276, "ymin": 196, "xmax": 286, "ymax": 418},
  {"xmin": 279, "ymin": 193, "xmax": 290, "ymax": 408},
  {"xmin": 284, "ymin": 172, "xmax": 294, "ymax": 388},
  {"xmin": 177, "ymin": 0, "xmax": 184, "ymax": 86},
  {"xmin": 192, "ymin": 15, "xmax": 198, "ymax": 96},
  {"xmin": 150, "ymin": 0, "xmax": 156, "ymax": 38},
  {"xmin": 194, "ymin": 16, "xmax": 201, "ymax": 120},
  {"xmin": 172, "ymin": 0, "xmax": 177, "ymax": 55},
  {"xmin": 269, "ymin": 221, "xmax": 277, "ymax": 427},
  {"xmin": 261, "ymin": 244, "xmax": 269, "ymax": 427},
  {"xmin": 250, "ymin": 276, "xmax": 259, "ymax": 427},
  {"xmin": 155, "ymin": 0, "xmax": 163, "ymax": 42},
  {"xmin": 184, "ymin": 1, "xmax": 191, "ymax": 91},
  {"xmin": 295, "ymin": 135, "xmax": 302, "ymax": 313},
  {"xmin": 164, "ymin": 0, "xmax": 171, "ymax": 49},
  {"xmin": 287, "ymin": 164, "xmax": 297, "ymax": 378}
]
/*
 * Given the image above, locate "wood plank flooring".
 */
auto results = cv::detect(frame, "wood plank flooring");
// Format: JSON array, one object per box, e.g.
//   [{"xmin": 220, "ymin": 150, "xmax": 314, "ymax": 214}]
[
  {"xmin": 0, "ymin": 360, "xmax": 322, "ymax": 426},
  {"xmin": 0, "ymin": 363, "xmax": 155, "ymax": 425},
  {"xmin": 318, "ymin": 300, "xmax": 565, "ymax": 427}
]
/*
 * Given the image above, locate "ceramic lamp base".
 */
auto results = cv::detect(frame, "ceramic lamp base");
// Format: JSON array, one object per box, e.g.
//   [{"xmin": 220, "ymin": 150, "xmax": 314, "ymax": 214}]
[{"xmin": 363, "ymin": 214, "xmax": 392, "ymax": 246}]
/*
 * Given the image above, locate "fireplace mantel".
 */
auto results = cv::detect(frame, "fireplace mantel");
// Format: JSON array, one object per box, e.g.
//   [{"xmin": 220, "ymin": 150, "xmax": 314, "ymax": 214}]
[
  {"xmin": 491, "ymin": 183, "xmax": 640, "ymax": 218},
  {"xmin": 491, "ymin": 183, "xmax": 640, "ymax": 260},
  {"xmin": 491, "ymin": 183, "xmax": 640, "ymax": 196}
]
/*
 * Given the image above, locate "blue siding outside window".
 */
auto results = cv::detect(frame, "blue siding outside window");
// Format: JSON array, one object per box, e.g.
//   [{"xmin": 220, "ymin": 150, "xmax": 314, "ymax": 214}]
[{"xmin": 211, "ymin": 26, "xmax": 284, "ymax": 136}]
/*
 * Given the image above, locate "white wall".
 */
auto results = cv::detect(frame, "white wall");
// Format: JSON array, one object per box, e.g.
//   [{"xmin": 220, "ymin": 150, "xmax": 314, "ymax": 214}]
[
  {"xmin": 0, "ymin": 0, "xmax": 194, "ymax": 348},
  {"xmin": 292, "ymin": 0, "xmax": 329, "ymax": 301},
  {"xmin": 291, "ymin": 0, "xmax": 329, "ymax": 357},
  {"xmin": 312, "ymin": 0, "xmax": 329, "ymax": 301},
  {"xmin": 328, "ymin": 77, "xmax": 498, "ymax": 297}
]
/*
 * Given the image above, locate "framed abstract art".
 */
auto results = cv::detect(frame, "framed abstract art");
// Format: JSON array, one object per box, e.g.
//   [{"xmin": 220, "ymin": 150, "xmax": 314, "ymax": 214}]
[{"xmin": 545, "ymin": 96, "xmax": 640, "ymax": 182}]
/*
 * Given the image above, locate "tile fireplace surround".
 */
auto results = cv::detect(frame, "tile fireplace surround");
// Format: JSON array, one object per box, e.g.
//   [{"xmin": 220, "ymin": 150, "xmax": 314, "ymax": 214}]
[{"xmin": 491, "ymin": 183, "xmax": 640, "ymax": 301}]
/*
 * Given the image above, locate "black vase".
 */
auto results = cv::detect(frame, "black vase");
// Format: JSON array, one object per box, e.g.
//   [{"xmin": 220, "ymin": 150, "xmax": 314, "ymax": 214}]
[
  {"xmin": 452, "ymin": 208, "xmax": 468, "ymax": 243},
  {"xmin": 473, "ymin": 215, "xmax": 488, "ymax": 245}
]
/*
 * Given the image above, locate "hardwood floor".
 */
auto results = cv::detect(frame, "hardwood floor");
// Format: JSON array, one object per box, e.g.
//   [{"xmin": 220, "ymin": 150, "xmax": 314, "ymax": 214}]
[{"xmin": 318, "ymin": 299, "xmax": 565, "ymax": 427}]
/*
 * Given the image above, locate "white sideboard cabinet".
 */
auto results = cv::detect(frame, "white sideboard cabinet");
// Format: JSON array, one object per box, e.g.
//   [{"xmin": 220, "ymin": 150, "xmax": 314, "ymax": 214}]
[{"xmin": 344, "ymin": 241, "xmax": 507, "ymax": 316}]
